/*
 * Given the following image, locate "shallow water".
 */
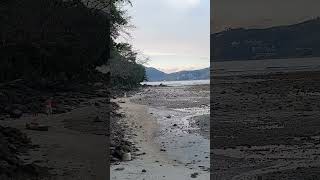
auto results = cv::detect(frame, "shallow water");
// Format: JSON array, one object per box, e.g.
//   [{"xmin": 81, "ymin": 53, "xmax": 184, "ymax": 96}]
[
  {"xmin": 213, "ymin": 57, "xmax": 320, "ymax": 76},
  {"xmin": 148, "ymin": 105, "xmax": 210, "ymax": 171},
  {"xmin": 141, "ymin": 79, "xmax": 210, "ymax": 86}
]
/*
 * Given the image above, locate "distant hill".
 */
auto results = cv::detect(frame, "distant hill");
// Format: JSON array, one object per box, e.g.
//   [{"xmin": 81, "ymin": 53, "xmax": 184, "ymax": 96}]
[
  {"xmin": 145, "ymin": 67, "xmax": 167, "ymax": 81},
  {"xmin": 145, "ymin": 67, "xmax": 210, "ymax": 82},
  {"xmin": 212, "ymin": 18, "xmax": 320, "ymax": 61}
]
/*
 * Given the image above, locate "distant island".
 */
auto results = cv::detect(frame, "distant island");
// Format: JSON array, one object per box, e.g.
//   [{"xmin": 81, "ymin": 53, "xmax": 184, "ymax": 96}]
[
  {"xmin": 212, "ymin": 17, "xmax": 320, "ymax": 61},
  {"xmin": 145, "ymin": 67, "xmax": 210, "ymax": 82}
]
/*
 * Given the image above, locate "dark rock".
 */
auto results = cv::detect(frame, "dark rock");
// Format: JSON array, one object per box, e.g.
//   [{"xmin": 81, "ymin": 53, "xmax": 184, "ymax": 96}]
[
  {"xmin": 0, "ymin": 125, "xmax": 43, "ymax": 178},
  {"xmin": 122, "ymin": 145, "xmax": 131, "ymax": 153},
  {"xmin": 111, "ymin": 157, "xmax": 120, "ymax": 162},
  {"xmin": 114, "ymin": 167, "xmax": 125, "ymax": 171},
  {"xmin": 191, "ymin": 172, "xmax": 199, "ymax": 178},
  {"xmin": 10, "ymin": 109, "xmax": 23, "ymax": 118},
  {"xmin": 159, "ymin": 83, "xmax": 167, "ymax": 87},
  {"xmin": 93, "ymin": 116, "xmax": 103, "ymax": 122}
]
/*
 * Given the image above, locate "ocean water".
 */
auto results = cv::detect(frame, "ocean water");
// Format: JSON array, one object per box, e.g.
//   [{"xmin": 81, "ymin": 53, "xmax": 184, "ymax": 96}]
[
  {"xmin": 212, "ymin": 57, "xmax": 320, "ymax": 76},
  {"xmin": 141, "ymin": 79, "xmax": 210, "ymax": 86}
]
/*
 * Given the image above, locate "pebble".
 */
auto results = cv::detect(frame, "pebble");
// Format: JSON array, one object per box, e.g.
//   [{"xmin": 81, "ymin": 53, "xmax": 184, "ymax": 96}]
[
  {"xmin": 114, "ymin": 167, "xmax": 125, "ymax": 171},
  {"xmin": 191, "ymin": 172, "xmax": 199, "ymax": 178}
]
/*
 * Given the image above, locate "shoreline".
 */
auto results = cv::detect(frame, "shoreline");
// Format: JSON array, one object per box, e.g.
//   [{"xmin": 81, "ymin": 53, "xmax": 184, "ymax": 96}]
[{"xmin": 111, "ymin": 84, "xmax": 210, "ymax": 180}]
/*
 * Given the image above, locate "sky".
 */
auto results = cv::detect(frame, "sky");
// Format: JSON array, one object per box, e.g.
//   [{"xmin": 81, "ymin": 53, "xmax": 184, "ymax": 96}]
[
  {"xmin": 211, "ymin": 0, "xmax": 320, "ymax": 33},
  {"xmin": 118, "ymin": 0, "xmax": 210, "ymax": 73}
]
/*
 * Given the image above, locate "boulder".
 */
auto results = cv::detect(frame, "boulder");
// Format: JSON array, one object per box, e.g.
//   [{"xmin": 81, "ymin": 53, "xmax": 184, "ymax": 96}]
[
  {"xmin": 93, "ymin": 116, "xmax": 103, "ymax": 122},
  {"xmin": 122, "ymin": 152, "xmax": 131, "ymax": 161},
  {"xmin": 191, "ymin": 172, "xmax": 199, "ymax": 178},
  {"xmin": 10, "ymin": 109, "xmax": 23, "ymax": 118}
]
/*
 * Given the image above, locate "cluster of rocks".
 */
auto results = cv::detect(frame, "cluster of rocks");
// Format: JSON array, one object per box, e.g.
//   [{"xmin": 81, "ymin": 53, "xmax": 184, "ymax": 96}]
[
  {"xmin": 110, "ymin": 102, "xmax": 139, "ymax": 163},
  {"xmin": 0, "ymin": 79, "xmax": 109, "ymax": 119},
  {"xmin": 0, "ymin": 126, "xmax": 45, "ymax": 179},
  {"xmin": 110, "ymin": 139, "xmax": 137, "ymax": 162}
]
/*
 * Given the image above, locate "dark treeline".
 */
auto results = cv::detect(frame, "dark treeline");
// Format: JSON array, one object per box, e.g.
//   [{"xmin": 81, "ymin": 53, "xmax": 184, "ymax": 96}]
[
  {"xmin": 110, "ymin": 0, "xmax": 146, "ymax": 89},
  {"xmin": 0, "ymin": 0, "xmax": 146, "ymax": 89},
  {"xmin": 109, "ymin": 42, "xmax": 146, "ymax": 89},
  {"xmin": 0, "ymin": 0, "xmax": 110, "ymax": 85},
  {"xmin": 212, "ymin": 17, "xmax": 320, "ymax": 61}
]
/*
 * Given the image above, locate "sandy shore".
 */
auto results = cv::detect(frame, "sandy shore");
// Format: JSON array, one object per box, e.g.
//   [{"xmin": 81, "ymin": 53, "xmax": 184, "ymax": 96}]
[
  {"xmin": 211, "ymin": 71, "xmax": 320, "ymax": 179},
  {"xmin": 111, "ymin": 85, "xmax": 210, "ymax": 180},
  {"xmin": 0, "ymin": 96, "xmax": 109, "ymax": 180}
]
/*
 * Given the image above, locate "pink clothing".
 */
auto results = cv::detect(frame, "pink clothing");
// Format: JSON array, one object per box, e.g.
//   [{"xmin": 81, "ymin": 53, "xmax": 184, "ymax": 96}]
[{"xmin": 46, "ymin": 99, "xmax": 52, "ymax": 108}]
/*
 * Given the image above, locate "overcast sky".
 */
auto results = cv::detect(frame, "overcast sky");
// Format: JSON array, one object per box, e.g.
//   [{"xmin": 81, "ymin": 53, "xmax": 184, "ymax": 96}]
[
  {"xmin": 119, "ymin": 0, "xmax": 210, "ymax": 73},
  {"xmin": 211, "ymin": 0, "xmax": 320, "ymax": 33}
]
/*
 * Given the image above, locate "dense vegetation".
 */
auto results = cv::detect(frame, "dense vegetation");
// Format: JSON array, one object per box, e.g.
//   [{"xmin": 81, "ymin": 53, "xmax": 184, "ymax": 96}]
[
  {"xmin": 109, "ymin": 43, "xmax": 146, "ymax": 88},
  {"xmin": 0, "ymin": 0, "xmax": 110, "ymax": 85},
  {"xmin": 212, "ymin": 18, "xmax": 320, "ymax": 61},
  {"xmin": 110, "ymin": 0, "xmax": 147, "ymax": 89},
  {"xmin": 0, "ymin": 0, "xmax": 146, "ymax": 88}
]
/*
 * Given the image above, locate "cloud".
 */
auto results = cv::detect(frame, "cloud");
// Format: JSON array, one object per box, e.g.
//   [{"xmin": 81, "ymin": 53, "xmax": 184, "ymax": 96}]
[
  {"xmin": 159, "ymin": 65, "xmax": 206, "ymax": 73},
  {"xmin": 164, "ymin": 0, "xmax": 201, "ymax": 9},
  {"xmin": 144, "ymin": 51, "xmax": 179, "ymax": 56}
]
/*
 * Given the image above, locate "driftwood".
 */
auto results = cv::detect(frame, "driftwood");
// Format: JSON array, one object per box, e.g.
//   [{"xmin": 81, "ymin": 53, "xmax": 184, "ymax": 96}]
[{"xmin": 26, "ymin": 123, "xmax": 49, "ymax": 131}]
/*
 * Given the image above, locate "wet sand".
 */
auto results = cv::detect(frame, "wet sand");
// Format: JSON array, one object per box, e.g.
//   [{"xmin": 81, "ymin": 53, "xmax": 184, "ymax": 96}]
[
  {"xmin": 111, "ymin": 85, "xmax": 210, "ymax": 179},
  {"xmin": 211, "ymin": 71, "xmax": 320, "ymax": 179}
]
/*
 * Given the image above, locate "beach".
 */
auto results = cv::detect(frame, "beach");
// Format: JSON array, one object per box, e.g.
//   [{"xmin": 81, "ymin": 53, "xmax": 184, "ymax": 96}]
[
  {"xmin": 111, "ymin": 84, "xmax": 210, "ymax": 179},
  {"xmin": 0, "ymin": 81, "xmax": 109, "ymax": 180},
  {"xmin": 211, "ymin": 70, "xmax": 320, "ymax": 179}
]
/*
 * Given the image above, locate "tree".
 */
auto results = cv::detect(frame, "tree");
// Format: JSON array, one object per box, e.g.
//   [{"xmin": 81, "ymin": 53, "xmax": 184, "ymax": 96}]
[
  {"xmin": 0, "ymin": 0, "xmax": 111, "ymax": 83},
  {"xmin": 108, "ymin": 0, "xmax": 147, "ymax": 88}
]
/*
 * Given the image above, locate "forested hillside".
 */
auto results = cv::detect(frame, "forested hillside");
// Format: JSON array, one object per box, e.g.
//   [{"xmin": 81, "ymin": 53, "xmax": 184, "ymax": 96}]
[
  {"xmin": 0, "ymin": 0, "xmax": 111, "ymax": 85},
  {"xmin": 145, "ymin": 67, "xmax": 209, "ymax": 82},
  {"xmin": 212, "ymin": 18, "xmax": 320, "ymax": 61},
  {"xmin": 0, "ymin": 0, "xmax": 146, "ymax": 88}
]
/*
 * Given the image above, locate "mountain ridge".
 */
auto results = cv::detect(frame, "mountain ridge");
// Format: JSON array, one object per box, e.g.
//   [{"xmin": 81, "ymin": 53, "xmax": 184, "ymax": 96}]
[
  {"xmin": 212, "ymin": 17, "xmax": 320, "ymax": 61},
  {"xmin": 145, "ymin": 67, "xmax": 210, "ymax": 82}
]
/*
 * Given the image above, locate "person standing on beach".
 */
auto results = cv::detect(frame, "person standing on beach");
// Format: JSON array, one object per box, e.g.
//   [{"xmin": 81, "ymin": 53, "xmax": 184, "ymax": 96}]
[
  {"xmin": 45, "ymin": 97, "xmax": 53, "ymax": 116},
  {"xmin": 31, "ymin": 110, "xmax": 39, "ymax": 126}
]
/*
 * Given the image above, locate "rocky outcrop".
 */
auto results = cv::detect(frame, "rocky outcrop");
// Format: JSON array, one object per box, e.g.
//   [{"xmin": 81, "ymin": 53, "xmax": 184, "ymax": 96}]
[{"xmin": 0, "ymin": 126, "xmax": 46, "ymax": 179}]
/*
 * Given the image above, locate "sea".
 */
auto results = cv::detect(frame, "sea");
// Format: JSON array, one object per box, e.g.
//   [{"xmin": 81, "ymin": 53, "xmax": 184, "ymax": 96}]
[
  {"xmin": 212, "ymin": 57, "xmax": 320, "ymax": 76},
  {"xmin": 142, "ymin": 58, "xmax": 320, "ymax": 85},
  {"xmin": 141, "ymin": 79, "xmax": 210, "ymax": 87}
]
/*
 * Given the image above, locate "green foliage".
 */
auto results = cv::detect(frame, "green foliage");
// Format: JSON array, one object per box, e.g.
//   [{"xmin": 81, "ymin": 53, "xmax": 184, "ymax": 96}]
[
  {"xmin": 0, "ymin": 0, "xmax": 146, "ymax": 89},
  {"xmin": 109, "ymin": 0, "xmax": 147, "ymax": 89},
  {"xmin": 0, "ymin": 0, "xmax": 110, "ymax": 83},
  {"xmin": 109, "ymin": 42, "xmax": 146, "ymax": 89},
  {"xmin": 110, "ymin": 0, "xmax": 133, "ymax": 40}
]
